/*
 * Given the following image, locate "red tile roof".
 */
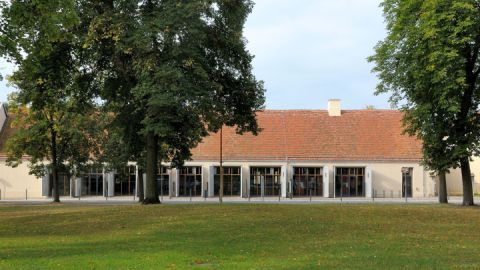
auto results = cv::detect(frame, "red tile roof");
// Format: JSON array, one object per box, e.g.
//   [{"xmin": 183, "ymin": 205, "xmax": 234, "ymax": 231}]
[
  {"xmin": 191, "ymin": 110, "xmax": 423, "ymax": 162},
  {"xmin": 0, "ymin": 116, "xmax": 18, "ymax": 157},
  {"xmin": 0, "ymin": 109, "xmax": 423, "ymax": 162}
]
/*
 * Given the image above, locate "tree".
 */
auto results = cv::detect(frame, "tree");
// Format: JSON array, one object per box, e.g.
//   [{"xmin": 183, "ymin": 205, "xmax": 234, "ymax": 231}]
[
  {"xmin": 369, "ymin": 0, "xmax": 480, "ymax": 205},
  {"xmin": 99, "ymin": 114, "xmax": 147, "ymax": 202},
  {"xmin": 404, "ymin": 108, "xmax": 453, "ymax": 203},
  {"xmin": 87, "ymin": 0, "xmax": 265, "ymax": 204},
  {"xmin": 0, "ymin": 0, "xmax": 102, "ymax": 202},
  {"xmin": 83, "ymin": 0, "xmax": 149, "ymax": 202}
]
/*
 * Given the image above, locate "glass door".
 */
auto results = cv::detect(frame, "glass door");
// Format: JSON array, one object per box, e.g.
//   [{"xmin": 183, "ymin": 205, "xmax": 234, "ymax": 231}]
[
  {"xmin": 402, "ymin": 168, "xmax": 413, "ymax": 197},
  {"xmin": 292, "ymin": 167, "xmax": 323, "ymax": 197},
  {"xmin": 157, "ymin": 165, "xmax": 169, "ymax": 196},
  {"xmin": 335, "ymin": 167, "xmax": 365, "ymax": 197},
  {"xmin": 250, "ymin": 167, "xmax": 281, "ymax": 196},
  {"xmin": 214, "ymin": 167, "xmax": 241, "ymax": 196},
  {"xmin": 178, "ymin": 166, "xmax": 202, "ymax": 196}
]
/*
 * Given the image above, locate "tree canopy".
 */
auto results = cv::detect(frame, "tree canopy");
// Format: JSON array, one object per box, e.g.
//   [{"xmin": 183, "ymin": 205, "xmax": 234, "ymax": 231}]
[
  {"xmin": 86, "ymin": 0, "xmax": 265, "ymax": 203},
  {"xmin": 0, "ymin": 0, "xmax": 103, "ymax": 202},
  {"xmin": 369, "ymin": 0, "xmax": 480, "ymax": 205},
  {"xmin": 0, "ymin": 0, "xmax": 265, "ymax": 204}
]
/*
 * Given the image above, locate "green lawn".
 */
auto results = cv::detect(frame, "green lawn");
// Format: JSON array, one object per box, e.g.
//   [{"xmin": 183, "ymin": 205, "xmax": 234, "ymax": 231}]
[{"xmin": 0, "ymin": 204, "xmax": 479, "ymax": 270}]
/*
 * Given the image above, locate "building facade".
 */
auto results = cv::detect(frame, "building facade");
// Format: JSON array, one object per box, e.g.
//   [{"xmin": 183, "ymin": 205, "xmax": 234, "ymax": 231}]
[{"xmin": 0, "ymin": 101, "xmax": 478, "ymax": 199}]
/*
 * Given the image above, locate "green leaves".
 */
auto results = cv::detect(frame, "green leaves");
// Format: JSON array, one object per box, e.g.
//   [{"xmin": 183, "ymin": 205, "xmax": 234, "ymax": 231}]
[
  {"xmin": 370, "ymin": 0, "xmax": 480, "ymax": 173},
  {"xmin": 0, "ymin": 0, "xmax": 265, "ymax": 184},
  {"xmin": 90, "ymin": 0, "xmax": 264, "ymax": 168},
  {"xmin": 0, "ymin": 0, "xmax": 103, "ymax": 179}
]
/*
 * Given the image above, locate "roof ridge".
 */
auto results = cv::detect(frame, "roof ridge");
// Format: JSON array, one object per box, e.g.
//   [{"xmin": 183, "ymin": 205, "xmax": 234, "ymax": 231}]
[{"xmin": 260, "ymin": 109, "xmax": 401, "ymax": 112}]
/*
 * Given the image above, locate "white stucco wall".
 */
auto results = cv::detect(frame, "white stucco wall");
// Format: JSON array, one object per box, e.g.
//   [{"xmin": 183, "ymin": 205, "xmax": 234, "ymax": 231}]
[
  {"xmin": 469, "ymin": 157, "xmax": 480, "ymax": 194},
  {"xmin": 0, "ymin": 161, "xmax": 43, "ymax": 199},
  {"xmin": 441, "ymin": 160, "xmax": 480, "ymax": 195}
]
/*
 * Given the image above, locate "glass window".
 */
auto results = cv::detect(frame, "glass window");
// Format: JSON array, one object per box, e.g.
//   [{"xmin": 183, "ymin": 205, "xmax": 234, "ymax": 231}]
[
  {"xmin": 81, "ymin": 167, "xmax": 104, "ymax": 196},
  {"xmin": 50, "ymin": 173, "xmax": 71, "ymax": 197},
  {"xmin": 114, "ymin": 165, "xmax": 136, "ymax": 196},
  {"xmin": 249, "ymin": 167, "xmax": 281, "ymax": 197},
  {"xmin": 178, "ymin": 166, "xmax": 202, "ymax": 196},
  {"xmin": 335, "ymin": 167, "xmax": 365, "ymax": 197},
  {"xmin": 292, "ymin": 167, "xmax": 323, "ymax": 197},
  {"xmin": 214, "ymin": 166, "xmax": 241, "ymax": 196},
  {"xmin": 157, "ymin": 165, "xmax": 170, "ymax": 196}
]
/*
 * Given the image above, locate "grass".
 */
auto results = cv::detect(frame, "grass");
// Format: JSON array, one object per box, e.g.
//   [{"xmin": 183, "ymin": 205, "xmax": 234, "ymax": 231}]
[{"xmin": 0, "ymin": 204, "xmax": 479, "ymax": 270}]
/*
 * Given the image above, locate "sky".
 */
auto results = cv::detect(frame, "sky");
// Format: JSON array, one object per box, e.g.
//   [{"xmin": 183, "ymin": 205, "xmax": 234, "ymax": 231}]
[{"xmin": 0, "ymin": 0, "xmax": 390, "ymax": 110}]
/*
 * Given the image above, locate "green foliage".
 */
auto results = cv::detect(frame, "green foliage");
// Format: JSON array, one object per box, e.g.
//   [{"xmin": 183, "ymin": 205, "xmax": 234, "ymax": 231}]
[
  {"xmin": 369, "ymin": 0, "xmax": 480, "ymax": 173},
  {"xmin": 88, "ymin": 0, "xmax": 265, "ymax": 168},
  {"xmin": 0, "ymin": 0, "xmax": 103, "ymax": 178},
  {"xmin": 5, "ymin": 95, "xmax": 105, "ymax": 177}
]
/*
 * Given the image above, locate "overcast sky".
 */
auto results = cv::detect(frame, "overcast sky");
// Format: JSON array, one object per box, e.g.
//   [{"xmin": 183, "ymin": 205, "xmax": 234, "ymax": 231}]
[{"xmin": 0, "ymin": 0, "xmax": 390, "ymax": 110}]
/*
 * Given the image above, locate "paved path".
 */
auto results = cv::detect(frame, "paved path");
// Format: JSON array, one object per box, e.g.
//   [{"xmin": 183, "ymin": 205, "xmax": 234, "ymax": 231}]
[{"xmin": 0, "ymin": 196, "xmax": 471, "ymax": 206}]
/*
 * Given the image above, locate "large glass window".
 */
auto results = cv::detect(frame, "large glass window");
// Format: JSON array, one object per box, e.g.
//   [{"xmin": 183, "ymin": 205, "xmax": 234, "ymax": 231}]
[
  {"xmin": 214, "ymin": 166, "xmax": 241, "ymax": 196},
  {"xmin": 50, "ymin": 173, "xmax": 71, "ymax": 196},
  {"xmin": 81, "ymin": 167, "xmax": 104, "ymax": 196},
  {"xmin": 157, "ymin": 165, "xmax": 169, "ymax": 196},
  {"xmin": 335, "ymin": 167, "xmax": 365, "ymax": 197},
  {"xmin": 114, "ymin": 165, "xmax": 136, "ymax": 196},
  {"xmin": 292, "ymin": 167, "xmax": 323, "ymax": 197},
  {"xmin": 178, "ymin": 166, "xmax": 202, "ymax": 196},
  {"xmin": 250, "ymin": 167, "xmax": 281, "ymax": 196}
]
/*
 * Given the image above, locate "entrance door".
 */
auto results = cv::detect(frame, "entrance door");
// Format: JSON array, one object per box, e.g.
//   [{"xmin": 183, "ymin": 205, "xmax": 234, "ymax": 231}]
[{"xmin": 402, "ymin": 168, "xmax": 413, "ymax": 197}]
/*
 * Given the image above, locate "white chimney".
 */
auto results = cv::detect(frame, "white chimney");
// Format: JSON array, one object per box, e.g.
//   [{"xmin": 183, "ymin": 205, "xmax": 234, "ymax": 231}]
[{"xmin": 327, "ymin": 99, "xmax": 341, "ymax": 116}]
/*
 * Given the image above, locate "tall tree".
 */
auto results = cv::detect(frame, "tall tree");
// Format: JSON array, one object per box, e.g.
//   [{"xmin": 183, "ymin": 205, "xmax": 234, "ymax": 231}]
[
  {"xmin": 138, "ymin": 0, "xmax": 265, "ymax": 204},
  {"xmin": 85, "ymin": 0, "xmax": 148, "ymax": 202},
  {"xmin": 0, "ymin": 0, "xmax": 101, "ymax": 202},
  {"xmin": 87, "ymin": 0, "xmax": 265, "ymax": 204},
  {"xmin": 369, "ymin": 0, "xmax": 480, "ymax": 205},
  {"xmin": 404, "ymin": 108, "xmax": 453, "ymax": 203}
]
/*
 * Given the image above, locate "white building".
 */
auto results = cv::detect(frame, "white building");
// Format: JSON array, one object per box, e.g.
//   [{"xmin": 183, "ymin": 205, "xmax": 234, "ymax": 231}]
[{"xmin": 0, "ymin": 100, "xmax": 477, "ymax": 199}]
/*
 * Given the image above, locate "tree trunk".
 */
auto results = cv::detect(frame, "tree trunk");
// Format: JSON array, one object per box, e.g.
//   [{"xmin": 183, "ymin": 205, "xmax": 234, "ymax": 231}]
[
  {"xmin": 438, "ymin": 171, "xmax": 448, "ymax": 204},
  {"xmin": 144, "ymin": 131, "xmax": 159, "ymax": 204},
  {"xmin": 51, "ymin": 165, "xmax": 60, "ymax": 203},
  {"xmin": 219, "ymin": 126, "xmax": 223, "ymax": 204},
  {"xmin": 50, "ymin": 126, "xmax": 60, "ymax": 203},
  {"xmin": 460, "ymin": 157, "xmax": 474, "ymax": 206},
  {"xmin": 137, "ymin": 168, "xmax": 144, "ymax": 203}
]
